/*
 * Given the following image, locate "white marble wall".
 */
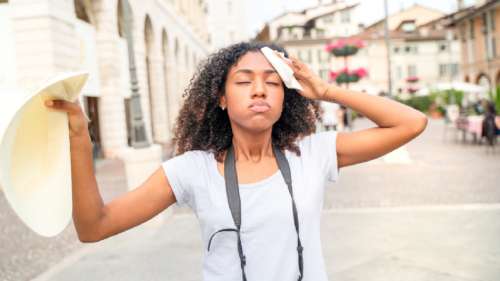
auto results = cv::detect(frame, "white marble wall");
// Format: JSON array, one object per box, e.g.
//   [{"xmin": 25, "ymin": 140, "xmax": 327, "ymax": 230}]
[{"xmin": 5, "ymin": 0, "xmax": 210, "ymax": 159}]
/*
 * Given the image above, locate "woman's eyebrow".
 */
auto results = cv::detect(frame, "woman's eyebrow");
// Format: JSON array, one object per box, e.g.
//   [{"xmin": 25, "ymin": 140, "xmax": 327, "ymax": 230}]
[{"xmin": 233, "ymin": 69, "xmax": 277, "ymax": 75}]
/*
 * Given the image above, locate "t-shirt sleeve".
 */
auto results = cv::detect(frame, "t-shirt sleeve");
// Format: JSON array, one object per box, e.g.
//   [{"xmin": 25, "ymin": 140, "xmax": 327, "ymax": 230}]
[
  {"xmin": 299, "ymin": 130, "xmax": 339, "ymax": 183},
  {"xmin": 161, "ymin": 151, "xmax": 198, "ymax": 208}
]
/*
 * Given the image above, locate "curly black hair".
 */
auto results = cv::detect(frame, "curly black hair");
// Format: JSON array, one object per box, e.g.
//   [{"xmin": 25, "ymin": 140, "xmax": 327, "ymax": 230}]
[{"xmin": 172, "ymin": 41, "xmax": 322, "ymax": 162}]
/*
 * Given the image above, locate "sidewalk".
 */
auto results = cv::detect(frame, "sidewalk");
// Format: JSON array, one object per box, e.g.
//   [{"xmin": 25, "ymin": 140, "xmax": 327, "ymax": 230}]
[{"xmin": 33, "ymin": 204, "xmax": 500, "ymax": 281}]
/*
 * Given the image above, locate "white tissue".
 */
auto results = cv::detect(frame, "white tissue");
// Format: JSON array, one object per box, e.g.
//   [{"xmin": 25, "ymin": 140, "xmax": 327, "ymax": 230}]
[{"xmin": 260, "ymin": 47, "xmax": 303, "ymax": 91}]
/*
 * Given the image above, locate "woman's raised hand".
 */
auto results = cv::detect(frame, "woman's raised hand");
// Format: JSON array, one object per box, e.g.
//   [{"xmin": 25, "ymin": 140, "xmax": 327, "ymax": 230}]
[
  {"xmin": 45, "ymin": 99, "xmax": 90, "ymax": 139},
  {"xmin": 275, "ymin": 51, "xmax": 330, "ymax": 101}
]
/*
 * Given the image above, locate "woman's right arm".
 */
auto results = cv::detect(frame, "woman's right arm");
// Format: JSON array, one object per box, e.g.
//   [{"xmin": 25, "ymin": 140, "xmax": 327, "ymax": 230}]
[{"xmin": 46, "ymin": 100, "xmax": 177, "ymax": 242}]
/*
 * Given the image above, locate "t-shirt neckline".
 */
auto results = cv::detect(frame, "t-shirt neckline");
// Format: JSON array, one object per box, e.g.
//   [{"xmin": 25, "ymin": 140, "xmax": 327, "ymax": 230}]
[{"xmin": 210, "ymin": 153, "xmax": 282, "ymax": 188}]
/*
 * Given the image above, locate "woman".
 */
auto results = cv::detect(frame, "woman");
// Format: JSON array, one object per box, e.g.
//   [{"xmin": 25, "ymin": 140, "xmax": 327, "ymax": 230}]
[{"xmin": 45, "ymin": 42, "xmax": 427, "ymax": 281}]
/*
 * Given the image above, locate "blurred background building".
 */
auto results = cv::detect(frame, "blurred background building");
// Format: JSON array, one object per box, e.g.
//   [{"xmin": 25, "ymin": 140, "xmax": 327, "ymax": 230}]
[
  {"xmin": 256, "ymin": 1, "xmax": 465, "ymax": 96},
  {"xmin": 355, "ymin": 4, "xmax": 462, "ymax": 96},
  {"xmin": 450, "ymin": 0, "xmax": 500, "ymax": 92},
  {"xmin": 0, "ymin": 0, "xmax": 251, "ymax": 189},
  {"xmin": 206, "ymin": 0, "xmax": 249, "ymax": 50},
  {"xmin": 255, "ymin": 0, "xmax": 363, "ymax": 83}
]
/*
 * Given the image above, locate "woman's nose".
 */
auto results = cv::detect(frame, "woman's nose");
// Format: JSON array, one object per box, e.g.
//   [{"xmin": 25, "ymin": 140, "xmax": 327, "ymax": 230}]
[{"xmin": 252, "ymin": 79, "xmax": 267, "ymax": 98}]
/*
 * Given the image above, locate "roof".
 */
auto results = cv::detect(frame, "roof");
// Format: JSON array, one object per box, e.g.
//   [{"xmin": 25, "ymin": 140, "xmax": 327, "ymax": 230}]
[
  {"xmin": 265, "ymin": 1, "xmax": 359, "ymax": 27},
  {"xmin": 364, "ymin": 3, "xmax": 445, "ymax": 31},
  {"xmin": 448, "ymin": 0, "xmax": 500, "ymax": 25}
]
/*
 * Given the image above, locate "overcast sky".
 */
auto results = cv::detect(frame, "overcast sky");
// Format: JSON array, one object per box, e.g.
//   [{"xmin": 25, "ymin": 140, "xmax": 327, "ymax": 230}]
[{"xmin": 244, "ymin": 0, "xmax": 477, "ymax": 37}]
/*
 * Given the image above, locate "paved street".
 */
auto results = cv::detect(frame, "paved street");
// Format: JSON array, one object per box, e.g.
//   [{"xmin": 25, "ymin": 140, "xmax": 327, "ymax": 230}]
[{"xmin": 1, "ymin": 117, "xmax": 500, "ymax": 281}]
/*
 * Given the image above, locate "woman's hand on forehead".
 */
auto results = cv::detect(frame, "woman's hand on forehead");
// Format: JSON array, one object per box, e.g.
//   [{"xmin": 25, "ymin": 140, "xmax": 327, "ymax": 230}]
[{"xmin": 273, "ymin": 50, "xmax": 329, "ymax": 101}]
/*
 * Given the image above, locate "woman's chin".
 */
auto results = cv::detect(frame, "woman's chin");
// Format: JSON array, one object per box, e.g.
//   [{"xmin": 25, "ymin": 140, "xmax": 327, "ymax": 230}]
[{"xmin": 243, "ymin": 121, "xmax": 274, "ymax": 134}]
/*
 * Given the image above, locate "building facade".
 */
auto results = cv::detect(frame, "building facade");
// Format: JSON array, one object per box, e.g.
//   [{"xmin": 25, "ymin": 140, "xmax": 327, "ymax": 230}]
[
  {"xmin": 0, "ymin": 0, "xmax": 210, "ymax": 161},
  {"xmin": 256, "ymin": 2, "xmax": 463, "ymax": 97},
  {"xmin": 255, "ymin": 0, "xmax": 362, "ymax": 83},
  {"xmin": 451, "ymin": 0, "xmax": 500, "ymax": 92},
  {"xmin": 356, "ymin": 4, "xmax": 462, "ymax": 96},
  {"xmin": 206, "ymin": 0, "xmax": 249, "ymax": 50}
]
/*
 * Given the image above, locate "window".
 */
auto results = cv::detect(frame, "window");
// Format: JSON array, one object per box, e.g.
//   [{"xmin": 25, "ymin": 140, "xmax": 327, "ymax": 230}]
[
  {"xmin": 393, "ymin": 46, "xmax": 400, "ymax": 53},
  {"xmin": 439, "ymin": 42, "xmax": 448, "ymax": 52},
  {"xmin": 307, "ymin": 49, "xmax": 312, "ymax": 63},
  {"xmin": 488, "ymin": 10, "xmax": 497, "ymax": 58},
  {"xmin": 450, "ymin": 63, "xmax": 459, "ymax": 77},
  {"xmin": 319, "ymin": 69, "xmax": 329, "ymax": 81},
  {"xmin": 401, "ymin": 22, "xmax": 416, "ymax": 32},
  {"xmin": 340, "ymin": 10, "xmax": 350, "ymax": 23},
  {"xmin": 490, "ymin": 10, "xmax": 496, "ymax": 31},
  {"xmin": 407, "ymin": 65, "xmax": 417, "ymax": 77},
  {"xmin": 459, "ymin": 23, "xmax": 467, "ymax": 42},
  {"xmin": 317, "ymin": 49, "xmax": 324, "ymax": 62},
  {"xmin": 323, "ymin": 16, "xmax": 333, "ymax": 24},
  {"xmin": 438, "ymin": 63, "xmax": 459, "ymax": 78},
  {"xmin": 396, "ymin": 65, "xmax": 402, "ymax": 80},
  {"xmin": 297, "ymin": 50, "xmax": 303, "ymax": 61},
  {"xmin": 469, "ymin": 19, "xmax": 475, "ymax": 39},
  {"xmin": 404, "ymin": 45, "xmax": 418, "ymax": 54},
  {"xmin": 482, "ymin": 12, "xmax": 487, "ymax": 33},
  {"xmin": 439, "ymin": 64, "xmax": 447, "ymax": 77}
]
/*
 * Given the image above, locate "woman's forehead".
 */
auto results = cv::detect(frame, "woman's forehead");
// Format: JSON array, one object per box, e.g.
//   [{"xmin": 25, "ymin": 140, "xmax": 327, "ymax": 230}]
[{"xmin": 230, "ymin": 51, "xmax": 276, "ymax": 74}]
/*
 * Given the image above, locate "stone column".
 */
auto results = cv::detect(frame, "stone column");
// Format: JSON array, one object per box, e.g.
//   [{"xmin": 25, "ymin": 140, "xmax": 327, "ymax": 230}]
[
  {"xmin": 146, "ymin": 53, "xmax": 170, "ymax": 144},
  {"xmin": 165, "ymin": 59, "xmax": 177, "ymax": 133},
  {"xmin": 93, "ymin": 0, "xmax": 129, "ymax": 158}
]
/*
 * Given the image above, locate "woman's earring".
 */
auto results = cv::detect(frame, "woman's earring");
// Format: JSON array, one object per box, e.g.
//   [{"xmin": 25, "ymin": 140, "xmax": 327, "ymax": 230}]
[{"xmin": 220, "ymin": 105, "xmax": 226, "ymax": 110}]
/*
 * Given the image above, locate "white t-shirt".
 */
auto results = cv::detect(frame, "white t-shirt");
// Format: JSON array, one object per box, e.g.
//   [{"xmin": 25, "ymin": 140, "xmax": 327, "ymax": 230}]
[{"xmin": 162, "ymin": 131, "xmax": 339, "ymax": 281}]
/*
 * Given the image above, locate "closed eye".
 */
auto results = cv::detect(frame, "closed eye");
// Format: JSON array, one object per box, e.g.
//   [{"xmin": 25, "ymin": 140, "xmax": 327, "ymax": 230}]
[
  {"xmin": 236, "ymin": 81, "xmax": 251, "ymax": 85},
  {"xmin": 266, "ymin": 82, "xmax": 280, "ymax": 86}
]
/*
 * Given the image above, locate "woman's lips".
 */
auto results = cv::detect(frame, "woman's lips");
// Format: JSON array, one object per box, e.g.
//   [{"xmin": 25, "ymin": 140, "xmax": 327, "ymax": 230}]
[{"xmin": 249, "ymin": 101, "xmax": 271, "ymax": 113}]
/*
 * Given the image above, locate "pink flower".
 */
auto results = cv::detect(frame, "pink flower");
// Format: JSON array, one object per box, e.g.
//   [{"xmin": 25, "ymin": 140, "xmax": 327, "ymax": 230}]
[
  {"xmin": 352, "ymin": 39, "xmax": 365, "ymax": 48},
  {"xmin": 406, "ymin": 76, "xmax": 419, "ymax": 83},
  {"xmin": 325, "ymin": 38, "xmax": 366, "ymax": 52},
  {"xmin": 329, "ymin": 71, "xmax": 338, "ymax": 80},
  {"xmin": 352, "ymin": 67, "xmax": 368, "ymax": 78}
]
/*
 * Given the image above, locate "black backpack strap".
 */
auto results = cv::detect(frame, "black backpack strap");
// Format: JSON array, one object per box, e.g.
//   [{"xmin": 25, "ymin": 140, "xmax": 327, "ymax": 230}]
[
  {"xmin": 273, "ymin": 145, "xmax": 304, "ymax": 281},
  {"xmin": 224, "ymin": 146, "xmax": 248, "ymax": 281}
]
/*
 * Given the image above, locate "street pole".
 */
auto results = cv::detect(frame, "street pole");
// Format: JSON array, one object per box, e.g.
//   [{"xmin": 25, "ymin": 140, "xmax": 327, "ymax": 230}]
[
  {"xmin": 384, "ymin": 0, "xmax": 393, "ymax": 98},
  {"xmin": 122, "ymin": 0, "xmax": 149, "ymax": 148}
]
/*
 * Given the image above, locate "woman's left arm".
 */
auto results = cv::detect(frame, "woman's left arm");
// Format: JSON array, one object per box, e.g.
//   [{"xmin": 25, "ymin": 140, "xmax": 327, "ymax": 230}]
[
  {"xmin": 280, "ymin": 54, "xmax": 428, "ymax": 169},
  {"xmin": 322, "ymin": 86, "xmax": 427, "ymax": 168}
]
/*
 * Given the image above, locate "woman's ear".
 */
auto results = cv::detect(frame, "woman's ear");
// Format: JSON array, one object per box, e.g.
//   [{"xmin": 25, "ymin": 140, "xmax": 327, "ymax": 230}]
[{"xmin": 219, "ymin": 95, "xmax": 227, "ymax": 109}]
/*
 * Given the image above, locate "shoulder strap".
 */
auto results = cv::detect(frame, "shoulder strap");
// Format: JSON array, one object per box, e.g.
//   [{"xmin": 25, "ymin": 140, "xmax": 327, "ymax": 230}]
[
  {"xmin": 273, "ymin": 145, "xmax": 304, "ymax": 281},
  {"xmin": 224, "ymin": 146, "xmax": 242, "ymax": 230},
  {"xmin": 224, "ymin": 146, "xmax": 247, "ymax": 281},
  {"xmin": 223, "ymin": 145, "xmax": 304, "ymax": 281}
]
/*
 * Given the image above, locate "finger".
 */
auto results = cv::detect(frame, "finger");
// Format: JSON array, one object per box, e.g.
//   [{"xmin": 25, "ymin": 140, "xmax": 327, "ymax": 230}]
[
  {"xmin": 45, "ymin": 99, "xmax": 82, "ymax": 115},
  {"xmin": 289, "ymin": 56, "xmax": 304, "ymax": 68}
]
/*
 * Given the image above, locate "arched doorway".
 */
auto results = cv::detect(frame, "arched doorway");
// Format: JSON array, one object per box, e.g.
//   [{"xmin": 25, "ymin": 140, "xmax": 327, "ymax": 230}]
[
  {"xmin": 161, "ymin": 29, "xmax": 171, "ymax": 133},
  {"xmin": 144, "ymin": 15, "xmax": 157, "ymax": 143},
  {"xmin": 495, "ymin": 71, "xmax": 500, "ymax": 88},
  {"xmin": 117, "ymin": 0, "xmax": 133, "ymax": 146},
  {"xmin": 476, "ymin": 73, "xmax": 491, "ymax": 92}
]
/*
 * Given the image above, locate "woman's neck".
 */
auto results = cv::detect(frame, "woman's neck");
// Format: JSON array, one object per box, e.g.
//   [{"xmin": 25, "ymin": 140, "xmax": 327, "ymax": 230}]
[{"xmin": 231, "ymin": 128, "xmax": 273, "ymax": 163}]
